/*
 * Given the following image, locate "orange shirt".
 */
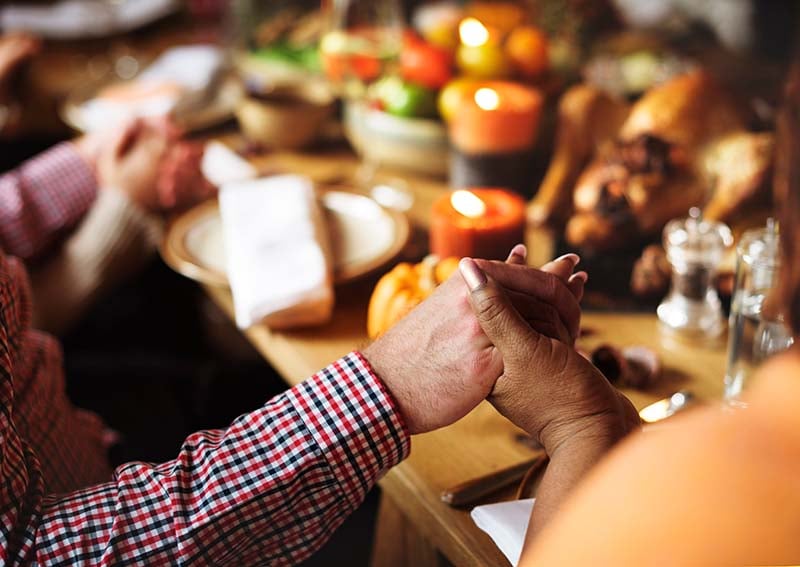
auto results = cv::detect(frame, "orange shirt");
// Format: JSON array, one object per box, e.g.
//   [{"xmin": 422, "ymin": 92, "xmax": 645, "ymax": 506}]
[{"xmin": 523, "ymin": 350, "xmax": 800, "ymax": 566}]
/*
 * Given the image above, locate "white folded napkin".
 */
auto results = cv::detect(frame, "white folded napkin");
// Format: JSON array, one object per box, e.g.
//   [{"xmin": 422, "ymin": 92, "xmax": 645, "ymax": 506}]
[
  {"xmin": 218, "ymin": 175, "xmax": 334, "ymax": 330},
  {"xmin": 79, "ymin": 45, "xmax": 225, "ymax": 131},
  {"xmin": 201, "ymin": 141, "xmax": 258, "ymax": 188},
  {"xmin": 0, "ymin": 0, "xmax": 179, "ymax": 39},
  {"xmin": 471, "ymin": 499, "xmax": 535, "ymax": 566},
  {"xmin": 136, "ymin": 45, "xmax": 225, "ymax": 98}
]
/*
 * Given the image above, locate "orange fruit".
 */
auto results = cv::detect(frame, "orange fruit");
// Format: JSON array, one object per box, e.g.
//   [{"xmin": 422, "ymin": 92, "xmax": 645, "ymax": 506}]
[
  {"xmin": 466, "ymin": 2, "xmax": 525, "ymax": 35},
  {"xmin": 437, "ymin": 77, "xmax": 482, "ymax": 122},
  {"xmin": 456, "ymin": 43, "xmax": 512, "ymax": 79},
  {"xmin": 505, "ymin": 25, "xmax": 549, "ymax": 79}
]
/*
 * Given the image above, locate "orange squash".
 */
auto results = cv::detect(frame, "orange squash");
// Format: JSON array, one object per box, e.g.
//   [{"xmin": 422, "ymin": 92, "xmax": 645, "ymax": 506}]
[{"xmin": 367, "ymin": 255, "xmax": 459, "ymax": 339}]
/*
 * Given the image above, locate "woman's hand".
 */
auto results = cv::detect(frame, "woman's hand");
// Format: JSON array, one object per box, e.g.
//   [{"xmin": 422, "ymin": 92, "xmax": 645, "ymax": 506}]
[
  {"xmin": 363, "ymin": 247, "xmax": 583, "ymax": 435},
  {"xmin": 460, "ymin": 257, "xmax": 638, "ymax": 451},
  {"xmin": 459, "ymin": 257, "xmax": 639, "ymax": 535}
]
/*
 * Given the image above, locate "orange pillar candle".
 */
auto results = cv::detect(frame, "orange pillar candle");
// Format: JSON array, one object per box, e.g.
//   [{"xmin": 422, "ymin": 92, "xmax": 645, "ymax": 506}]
[
  {"xmin": 430, "ymin": 188, "xmax": 526, "ymax": 260},
  {"xmin": 449, "ymin": 81, "xmax": 542, "ymax": 154},
  {"xmin": 448, "ymin": 82, "xmax": 543, "ymax": 195}
]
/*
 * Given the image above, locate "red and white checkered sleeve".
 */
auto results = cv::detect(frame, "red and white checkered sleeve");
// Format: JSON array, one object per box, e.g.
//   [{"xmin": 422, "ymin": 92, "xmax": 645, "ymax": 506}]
[
  {"xmin": 23, "ymin": 352, "xmax": 410, "ymax": 566},
  {"xmin": 0, "ymin": 143, "xmax": 98, "ymax": 260}
]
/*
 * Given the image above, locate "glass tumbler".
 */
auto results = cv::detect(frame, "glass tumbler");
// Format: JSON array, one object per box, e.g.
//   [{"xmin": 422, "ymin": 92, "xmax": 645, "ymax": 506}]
[{"xmin": 724, "ymin": 221, "xmax": 794, "ymax": 404}]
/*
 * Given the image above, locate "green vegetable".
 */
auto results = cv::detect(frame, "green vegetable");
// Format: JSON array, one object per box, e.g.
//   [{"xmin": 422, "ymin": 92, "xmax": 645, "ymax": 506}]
[
  {"xmin": 371, "ymin": 76, "xmax": 438, "ymax": 119},
  {"xmin": 251, "ymin": 42, "xmax": 321, "ymax": 71}
]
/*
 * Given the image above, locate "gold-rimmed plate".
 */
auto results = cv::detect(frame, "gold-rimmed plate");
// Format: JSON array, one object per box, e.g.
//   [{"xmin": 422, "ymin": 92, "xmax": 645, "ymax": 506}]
[
  {"xmin": 61, "ymin": 73, "xmax": 244, "ymax": 134},
  {"xmin": 161, "ymin": 190, "xmax": 410, "ymax": 287}
]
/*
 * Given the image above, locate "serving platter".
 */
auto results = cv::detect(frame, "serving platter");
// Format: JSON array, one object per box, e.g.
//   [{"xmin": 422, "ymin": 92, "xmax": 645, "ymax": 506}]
[{"xmin": 161, "ymin": 190, "xmax": 411, "ymax": 287}]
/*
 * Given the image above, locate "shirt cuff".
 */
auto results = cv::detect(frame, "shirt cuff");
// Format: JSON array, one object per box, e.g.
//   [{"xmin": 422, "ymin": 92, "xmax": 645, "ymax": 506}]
[{"xmin": 284, "ymin": 351, "xmax": 411, "ymax": 508}]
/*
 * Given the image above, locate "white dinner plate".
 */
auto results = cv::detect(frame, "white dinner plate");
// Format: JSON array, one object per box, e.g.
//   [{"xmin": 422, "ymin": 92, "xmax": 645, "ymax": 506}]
[
  {"xmin": 161, "ymin": 191, "xmax": 411, "ymax": 287},
  {"xmin": 61, "ymin": 74, "xmax": 244, "ymax": 134}
]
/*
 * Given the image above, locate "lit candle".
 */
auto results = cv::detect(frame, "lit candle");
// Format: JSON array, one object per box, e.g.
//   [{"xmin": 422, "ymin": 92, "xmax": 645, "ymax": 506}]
[
  {"xmin": 448, "ymin": 82, "xmax": 543, "ymax": 195},
  {"xmin": 430, "ymin": 188, "xmax": 526, "ymax": 260},
  {"xmin": 450, "ymin": 82, "xmax": 542, "ymax": 154}
]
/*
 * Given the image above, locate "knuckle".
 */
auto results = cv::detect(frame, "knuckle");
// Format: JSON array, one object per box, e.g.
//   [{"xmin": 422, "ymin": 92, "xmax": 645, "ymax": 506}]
[
  {"xmin": 540, "ymin": 272, "xmax": 560, "ymax": 300},
  {"xmin": 463, "ymin": 350, "xmax": 487, "ymax": 378},
  {"xmin": 474, "ymin": 291, "xmax": 507, "ymax": 325},
  {"xmin": 464, "ymin": 315, "xmax": 484, "ymax": 340}
]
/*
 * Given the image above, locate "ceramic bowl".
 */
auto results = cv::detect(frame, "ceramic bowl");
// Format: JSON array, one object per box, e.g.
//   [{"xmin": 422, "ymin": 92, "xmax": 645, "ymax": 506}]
[
  {"xmin": 344, "ymin": 101, "xmax": 449, "ymax": 177},
  {"xmin": 235, "ymin": 80, "xmax": 335, "ymax": 150}
]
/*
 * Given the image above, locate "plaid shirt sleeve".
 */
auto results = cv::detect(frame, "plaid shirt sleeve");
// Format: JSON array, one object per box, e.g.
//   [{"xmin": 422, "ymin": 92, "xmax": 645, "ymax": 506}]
[
  {"xmin": 0, "ymin": 143, "xmax": 97, "ymax": 261},
  {"xmin": 2, "ymin": 349, "xmax": 411, "ymax": 566}
]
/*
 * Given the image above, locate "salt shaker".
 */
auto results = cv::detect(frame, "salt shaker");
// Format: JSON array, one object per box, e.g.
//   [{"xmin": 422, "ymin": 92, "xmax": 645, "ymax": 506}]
[{"xmin": 657, "ymin": 208, "xmax": 733, "ymax": 338}]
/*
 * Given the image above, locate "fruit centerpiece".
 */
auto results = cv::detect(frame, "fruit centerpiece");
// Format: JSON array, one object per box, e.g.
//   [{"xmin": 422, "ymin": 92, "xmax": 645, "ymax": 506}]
[
  {"xmin": 337, "ymin": 1, "xmax": 559, "ymax": 177},
  {"xmin": 381, "ymin": 3, "xmax": 554, "ymax": 117}
]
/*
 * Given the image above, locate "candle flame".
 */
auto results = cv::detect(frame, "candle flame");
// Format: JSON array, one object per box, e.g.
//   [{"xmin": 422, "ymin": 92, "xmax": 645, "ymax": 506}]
[
  {"xmin": 451, "ymin": 190, "xmax": 487, "ymax": 218},
  {"xmin": 474, "ymin": 87, "xmax": 500, "ymax": 111},
  {"xmin": 459, "ymin": 17, "xmax": 489, "ymax": 47}
]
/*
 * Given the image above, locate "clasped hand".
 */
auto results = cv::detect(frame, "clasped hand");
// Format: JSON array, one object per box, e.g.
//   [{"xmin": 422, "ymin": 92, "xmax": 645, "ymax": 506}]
[
  {"xmin": 76, "ymin": 117, "xmax": 215, "ymax": 212},
  {"xmin": 364, "ymin": 245, "xmax": 638, "ymax": 457}
]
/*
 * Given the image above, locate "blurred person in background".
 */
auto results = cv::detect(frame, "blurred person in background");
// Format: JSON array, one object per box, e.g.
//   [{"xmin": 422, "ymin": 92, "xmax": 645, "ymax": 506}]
[
  {"xmin": 0, "ymin": 30, "xmax": 213, "ymax": 334},
  {"xmin": 10, "ymin": 118, "xmax": 213, "ymax": 335},
  {"xmin": 0, "ymin": 115, "xmax": 213, "ymax": 494},
  {"xmin": 0, "ymin": 29, "xmax": 218, "ymax": 492}
]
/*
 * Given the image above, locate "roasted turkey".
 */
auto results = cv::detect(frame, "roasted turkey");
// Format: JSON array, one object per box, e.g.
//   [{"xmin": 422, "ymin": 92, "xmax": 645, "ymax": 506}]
[{"xmin": 529, "ymin": 71, "xmax": 774, "ymax": 251}]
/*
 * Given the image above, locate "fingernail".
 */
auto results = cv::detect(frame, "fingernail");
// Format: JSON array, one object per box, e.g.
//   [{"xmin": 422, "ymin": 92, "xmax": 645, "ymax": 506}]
[
  {"xmin": 508, "ymin": 243, "xmax": 527, "ymax": 261},
  {"xmin": 459, "ymin": 258, "xmax": 487, "ymax": 291},
  {"xmin": 554, "ymin": 253, "xmax": 580, "ymax": 267},
  {"xmin": 569, "ymin": 271, "xmax": 588, "ymax": 283}
]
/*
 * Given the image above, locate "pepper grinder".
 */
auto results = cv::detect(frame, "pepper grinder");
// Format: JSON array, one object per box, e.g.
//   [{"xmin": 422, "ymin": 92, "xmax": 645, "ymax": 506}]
[{"xmin": 657, "ymin": 208, "xmax": 733, "ymax": 338}]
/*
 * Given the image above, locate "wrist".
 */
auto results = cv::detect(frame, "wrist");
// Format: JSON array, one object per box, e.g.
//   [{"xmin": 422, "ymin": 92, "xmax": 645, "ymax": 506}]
[
  {"xmin": 361, "ymin": 341, "xmax": 419, "ymax": 435},
  {"xmin": 540, "ymin": 408, "xmax": 631, "ymax": 459}
]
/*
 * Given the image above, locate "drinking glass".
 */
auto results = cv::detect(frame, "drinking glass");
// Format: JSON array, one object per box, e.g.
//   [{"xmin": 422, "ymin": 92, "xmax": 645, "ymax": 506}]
[
  {"xmin": 724, "ymin": 220, "xmax": 794, "ymax": 405},
  {"xmin": 320, "ymin": 0, "xmax": 403, "ymax": 99},
  {"xmin": 320, "ymin": 0, "xmax": 413, "ymax": 211}
]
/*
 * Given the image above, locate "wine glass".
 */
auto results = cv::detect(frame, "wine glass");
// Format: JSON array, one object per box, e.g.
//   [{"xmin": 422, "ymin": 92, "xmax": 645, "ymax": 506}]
[
  {"xmin": 320, "ymin": 0, "xmax": 414, "ymax": 211},
  {"xmin": 320, "ymin": 0, "xmax": 403, "ymax": 99}
]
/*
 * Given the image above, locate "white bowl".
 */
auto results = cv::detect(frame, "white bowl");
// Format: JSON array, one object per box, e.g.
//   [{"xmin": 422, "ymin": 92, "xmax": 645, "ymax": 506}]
[{"xmin": 344, "ymin": 101, "xmax": 449, "ymax": 177}]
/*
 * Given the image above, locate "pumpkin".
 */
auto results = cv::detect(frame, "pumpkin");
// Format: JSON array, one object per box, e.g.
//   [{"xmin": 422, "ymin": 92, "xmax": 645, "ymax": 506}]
[{"xmin": 367, "ymin": 255, "xmax": 460, "ymax": 339}]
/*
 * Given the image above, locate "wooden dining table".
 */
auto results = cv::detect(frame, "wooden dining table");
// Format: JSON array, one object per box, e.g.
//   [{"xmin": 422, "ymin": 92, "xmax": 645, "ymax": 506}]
[{"xmin": 196, "ymin": 140, "xmax": 730, "ymax": 567}]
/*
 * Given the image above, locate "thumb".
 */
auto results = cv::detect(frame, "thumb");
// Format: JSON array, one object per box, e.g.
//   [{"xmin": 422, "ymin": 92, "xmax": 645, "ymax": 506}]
[
  {"xmin": 111, "ymin": 118, "xmax": 144, "ymax": 159},
  {"xmin": 459, "ymin": 258, "xmax": 537, "ymax": 359}
]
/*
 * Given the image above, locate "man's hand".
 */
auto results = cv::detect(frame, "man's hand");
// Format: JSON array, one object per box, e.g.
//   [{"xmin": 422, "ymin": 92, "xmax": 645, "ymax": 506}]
[
  {"xmin": 459, "ymin": 257, "xmax": 639, "ymax": 452},
  {"xmin": 363, "ymin": 247, "xmax": 584, "ymax": 435}
]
